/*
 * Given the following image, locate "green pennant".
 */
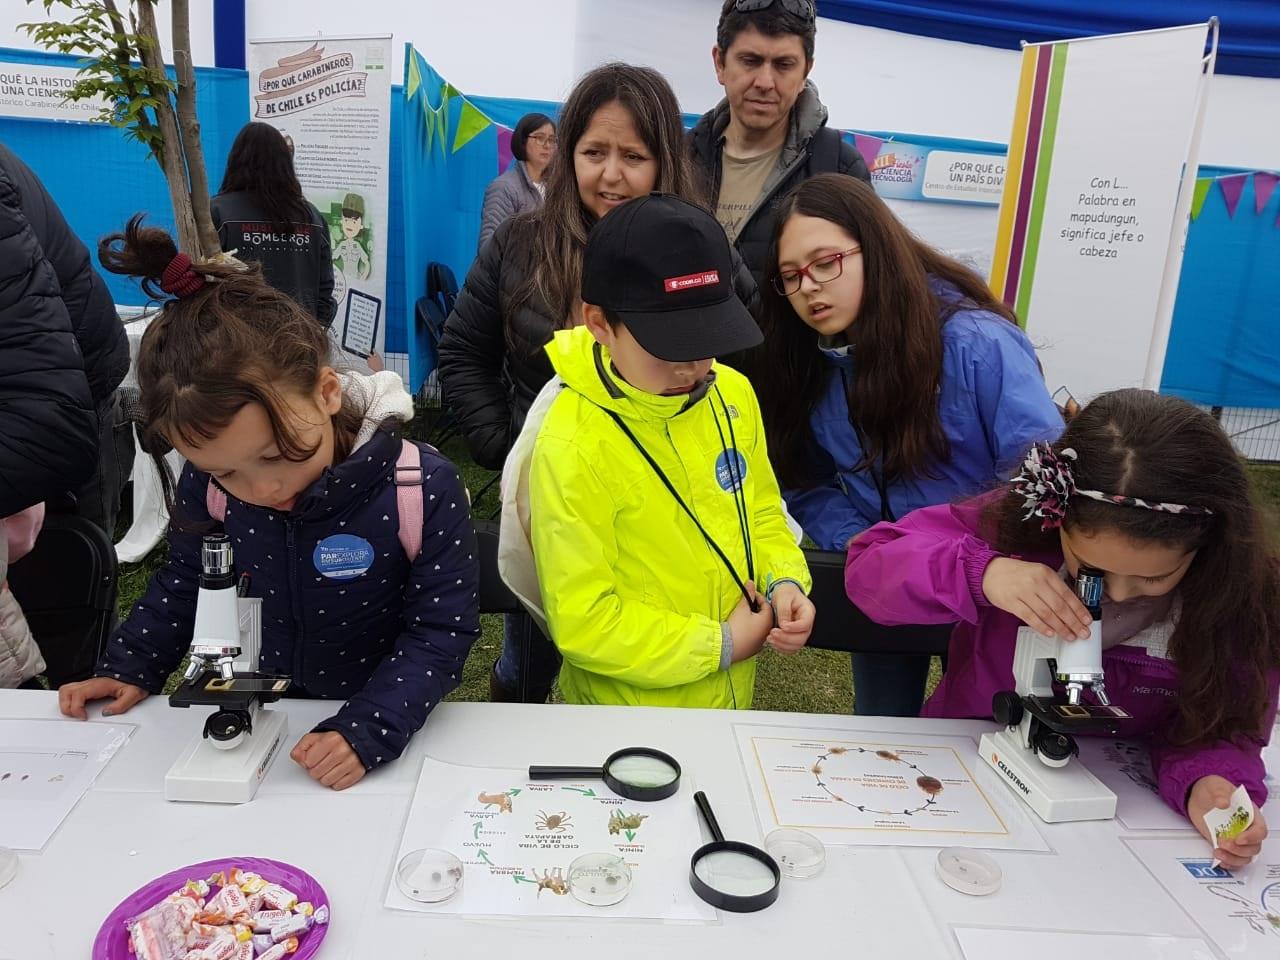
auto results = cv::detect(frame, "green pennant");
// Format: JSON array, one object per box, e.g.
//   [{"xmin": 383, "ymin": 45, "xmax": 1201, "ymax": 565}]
[
  {"xmin": 406, "ymin": 51, "xmax": 422, "ymax": 101},
  {"xmin": 442, "ymin": 81, "xmax": 461, "ymax": 104},
  {"xmin": 453, "ymin": 100, "xmax": 491, "ymax": 153},
  {"xmin": 1190, "ymin": 178, "xmax": 1212, "ymax": 221}
]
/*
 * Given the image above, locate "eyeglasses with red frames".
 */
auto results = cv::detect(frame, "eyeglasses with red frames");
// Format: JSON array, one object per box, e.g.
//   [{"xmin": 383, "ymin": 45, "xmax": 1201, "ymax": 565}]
[{"xmin": 773, "ymin": 247, "xmax": 862, "ymax": 296}]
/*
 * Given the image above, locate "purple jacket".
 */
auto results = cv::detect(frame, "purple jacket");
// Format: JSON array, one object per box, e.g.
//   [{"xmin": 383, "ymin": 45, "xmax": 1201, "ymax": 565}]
[{"xmin": 844, "ymin": 496, "xmax": 1278, "ymax": 817}]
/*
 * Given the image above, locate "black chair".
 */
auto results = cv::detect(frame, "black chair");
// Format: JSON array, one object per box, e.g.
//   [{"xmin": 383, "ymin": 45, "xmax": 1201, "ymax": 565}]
[
  {"xmin": 8, "ymin": 510, "xmax": 119, "ymax": 688},
  {"xmin": 802, "ymin": 548, "xmax": 952, "ymax": 656},
  {"xmin": 428, "ymin": 262, "xmax": 460, "ymax": 316},
  {"xmin": 473, "ymin": 518, "xmax": 554, "ymax": 701}
]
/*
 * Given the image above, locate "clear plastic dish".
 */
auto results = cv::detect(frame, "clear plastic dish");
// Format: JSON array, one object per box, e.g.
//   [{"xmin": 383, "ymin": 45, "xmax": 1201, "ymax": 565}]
[
  {"xmin": 0, "ymin": 848, "xmax": 16, "ymax": 889},
  {"xmin": 395, "ymin": 848, "xmax": 464, "ymax": 903},
  {"xmin": 935, "ymin": 847, "xmax": 1001, "ymax": 896},
  {"xmin": 567, "ymin": 852, "xmax": 632, "ymax": 906},
  {"xmin": 764, "ymin": 828, "xmax": 826, "ymax": 879}
]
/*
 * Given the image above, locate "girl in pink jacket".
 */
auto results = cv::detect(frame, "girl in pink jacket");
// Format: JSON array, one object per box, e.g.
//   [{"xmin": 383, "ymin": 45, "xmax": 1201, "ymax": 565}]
[{"xmin": 845, "ymin": 389, "xmax": 1279, "ymax": 867}]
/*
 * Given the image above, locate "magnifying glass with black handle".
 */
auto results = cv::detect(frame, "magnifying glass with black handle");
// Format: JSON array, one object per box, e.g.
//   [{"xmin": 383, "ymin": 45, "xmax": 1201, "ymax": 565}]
[
  {"xmin": 528, "ymin": 747, "xmax": 682, "ymax": 802},
  {"xmin": 689, "ymin": 790, "xmax": 781, "ymax": 913}
]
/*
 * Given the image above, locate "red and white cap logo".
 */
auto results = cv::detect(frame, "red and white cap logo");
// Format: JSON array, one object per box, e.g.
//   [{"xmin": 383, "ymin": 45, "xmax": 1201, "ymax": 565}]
[{"xmin": 663, "ymin": 270, "xmax": 720, "ymax": 293}]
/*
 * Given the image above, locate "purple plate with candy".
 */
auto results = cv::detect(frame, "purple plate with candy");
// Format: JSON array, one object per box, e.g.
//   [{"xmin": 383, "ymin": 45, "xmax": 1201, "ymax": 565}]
[{"xmin": 93, "ymin": 856, "xmax": 330, "ymax": 959}]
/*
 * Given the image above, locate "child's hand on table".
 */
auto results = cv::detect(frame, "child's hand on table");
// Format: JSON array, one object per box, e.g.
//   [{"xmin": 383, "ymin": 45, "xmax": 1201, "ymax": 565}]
[
  {"xmin": 58, "ymin": 677, "xmax": 149, "ymax": 718},
  {"xmin": 291, "ymin": 731, "xmax": 367, "ymax": 790},
  {"xmin": 1188, "ymin": 775, "xmax": 1268, "ymax": 868}
]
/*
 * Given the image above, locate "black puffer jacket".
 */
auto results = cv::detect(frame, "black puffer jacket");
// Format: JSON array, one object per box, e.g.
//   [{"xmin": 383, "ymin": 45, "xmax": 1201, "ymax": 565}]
[
  {"xmin": 0, "ymin": 149, "xmax": 98, "ymax": 516},
  {"xmin": 438, "ymin": 215, "xmax": 762, "ymax": 470},
  {"xmin": 688, "ymin": 82, "xmax": 871, "ymax": 290},
  {"xmin": 0, "ymin": 144, "xmax": 128, "ymax": 405}
]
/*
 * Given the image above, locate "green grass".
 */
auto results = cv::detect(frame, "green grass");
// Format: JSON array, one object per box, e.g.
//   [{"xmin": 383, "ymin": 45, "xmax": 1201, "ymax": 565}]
[{"xmin": 113, "ymin": 418, "xmax": 1280, "ymax": 715}]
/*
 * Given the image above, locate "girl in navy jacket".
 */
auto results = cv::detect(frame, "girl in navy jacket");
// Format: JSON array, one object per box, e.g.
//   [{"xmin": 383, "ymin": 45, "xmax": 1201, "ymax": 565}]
[{"xmin": 58, "ymin": 217, "xmax": 480, "ymax": 791}]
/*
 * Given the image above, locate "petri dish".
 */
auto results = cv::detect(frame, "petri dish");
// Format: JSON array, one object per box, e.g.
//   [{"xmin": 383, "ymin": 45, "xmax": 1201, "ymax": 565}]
[
  {"xmin": 935, "ymin": 848, "xmax": 1001, "ymax": 897},
  {"xmin": 0, "ymin": 848, "xmax": 16, "ymax": 890},
  {"xmin": 395, "ymin": 848, "xmax": 463, "ymax": 903},
  {"xmin": 567, "ymin": 852, "xmax": 633, "ymax": 906},
  {"xmin": 764, "ymin": 829, "xmax": 826, "ymax": 879}
]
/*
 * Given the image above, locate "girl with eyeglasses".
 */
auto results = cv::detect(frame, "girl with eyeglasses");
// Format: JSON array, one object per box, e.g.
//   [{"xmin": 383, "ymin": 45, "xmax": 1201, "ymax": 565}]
[{"xmin": 754, "ymin": 173, "xmax": 1062, "ymax": 717}]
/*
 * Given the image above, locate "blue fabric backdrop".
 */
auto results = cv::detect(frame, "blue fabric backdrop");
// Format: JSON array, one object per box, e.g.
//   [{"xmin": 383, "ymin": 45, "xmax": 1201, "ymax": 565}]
[
  {"xmin": 817, "ymin": 1, "xmax": 1279, "ymax": 77},
  {"xmin": 1, "ymin": 45, "xmax": 1274, "ymax": 407}
]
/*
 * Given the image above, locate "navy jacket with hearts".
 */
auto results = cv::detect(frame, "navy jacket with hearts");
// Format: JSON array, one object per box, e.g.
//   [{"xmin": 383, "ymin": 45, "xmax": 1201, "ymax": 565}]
[{"xmin": 96, "ymin": 425, "xmax": 481, "ymax": 771}]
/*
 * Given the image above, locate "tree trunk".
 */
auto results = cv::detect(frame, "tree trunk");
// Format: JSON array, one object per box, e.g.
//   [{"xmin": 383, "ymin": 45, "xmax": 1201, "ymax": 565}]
[
  {"xmin": 135, "ymin": 0, "xmax": 199, "ymax": 254},
  {"xmin": 170, "ymin": 0, "xmax": 221, "ymax": 258}
]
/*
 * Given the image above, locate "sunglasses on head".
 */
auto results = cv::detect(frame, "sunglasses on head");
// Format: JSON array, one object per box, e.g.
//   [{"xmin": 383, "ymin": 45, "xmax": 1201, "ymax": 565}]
[{"xmin": 733, "ymin": 0, "xmax": 816, "ymax": 19}]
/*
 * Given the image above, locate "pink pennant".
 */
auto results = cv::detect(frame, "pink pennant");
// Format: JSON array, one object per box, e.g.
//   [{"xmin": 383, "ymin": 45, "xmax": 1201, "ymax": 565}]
[
  {"xmin": 1254, "ymin": 172, "xmax": 1279, "ymax": 214},
  {"xmin": 1218, "ymin": 173, "xmax": 1248, "ymax": 218},
  {"xmin": 852, "ymin": 133, "xmax": 884, "ymax": 171},
  {"xmin": 496, "ymin": 125, "xmax": 514, "ymax": 177}
]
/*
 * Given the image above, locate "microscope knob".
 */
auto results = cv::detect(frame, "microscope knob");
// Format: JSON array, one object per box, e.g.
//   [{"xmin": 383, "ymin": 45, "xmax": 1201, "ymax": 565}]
[{"xmin": 992, "ymin": 690, "xmax": 1024, "ymax": 727}]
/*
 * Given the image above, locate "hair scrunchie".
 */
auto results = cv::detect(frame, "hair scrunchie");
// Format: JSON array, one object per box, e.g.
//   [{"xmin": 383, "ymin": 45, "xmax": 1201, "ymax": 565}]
[{"xmin": 160, "ymin": 252, "xmax": 205, "ymax": 298}]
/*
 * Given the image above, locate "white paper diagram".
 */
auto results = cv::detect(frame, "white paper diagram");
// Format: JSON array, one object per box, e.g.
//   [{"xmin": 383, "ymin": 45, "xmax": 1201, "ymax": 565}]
[
  {"xmin": 1125, "ymin": 835, "xmax": 1280, "ymax": 958},
  {"xmin": 734, "ymin": 726, "xmax": 1047, "ymax": 851},
  {"xmin": 1076, "ymin": 738, "xmax": 1190, "ymax": 831},
  {"xmin": 954, "ymin": 926, "xmax": 1215, "ymax": 960},
  {"xmin": 0, "ymin": 718, "xmax": 134, "ymax": 850},
  {"xmin": 385, "ymin": 756, "xmax": 716, "ymax": 921}
]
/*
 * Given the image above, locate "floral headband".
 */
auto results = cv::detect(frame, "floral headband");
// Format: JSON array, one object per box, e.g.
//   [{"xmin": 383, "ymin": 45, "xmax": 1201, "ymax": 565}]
[{"xmin": 1011, "ymin": 442, "xmax": 1213, "ymax": 531}]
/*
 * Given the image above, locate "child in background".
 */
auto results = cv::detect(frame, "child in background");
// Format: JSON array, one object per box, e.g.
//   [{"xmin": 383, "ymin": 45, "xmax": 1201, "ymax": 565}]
[
  {"xmin": 845, "ymin": 389, "xmax": 1279, "ymax": 864},
  {"xmin": 57, "ymin": 217, "xmax": 480, "ymax": 790},
  {"xmin": 754, "ymin": 174, "xmax": 1061, "ymax": 717},
  {"xmin": 528, "ymin": 193, "xmax": 814, "ymax": 708}
]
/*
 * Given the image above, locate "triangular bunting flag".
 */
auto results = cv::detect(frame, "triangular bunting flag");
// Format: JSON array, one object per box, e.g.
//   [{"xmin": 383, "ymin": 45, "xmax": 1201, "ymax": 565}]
[
  {"xmin": 406, "ymin": 51, "xmax": 422, "ymax": 101},
  {"xmin": 1218, "ymin": 173, "xmax": 1248, "ymax": 218},
  {"xmin": 852, "ymin": 133, "xmax": 884, "ymax": 171},
  {"xmin": 442, "ymin": 82, "xmax": 461, "ymax": 104},
  {"xmin": 496, "ymin": 125, "xmax": 514, "ymax": 176},
  {"xmin": 1254, "ymin": 172, "xmax": 1279, "ymax": 214},
  {"xmin": 453, "ymin": 99, "xmax": 491, "ymax": 153},
  {"xmin": 1190, "ymin": 178, "xmax": 1212, "ymax": 220}
]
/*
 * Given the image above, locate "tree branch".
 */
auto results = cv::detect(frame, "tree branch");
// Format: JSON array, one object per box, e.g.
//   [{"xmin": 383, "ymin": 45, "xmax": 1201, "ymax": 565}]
[{"xmin": 170, "ymin": 0, "xmax": 220, "ymax": 258}]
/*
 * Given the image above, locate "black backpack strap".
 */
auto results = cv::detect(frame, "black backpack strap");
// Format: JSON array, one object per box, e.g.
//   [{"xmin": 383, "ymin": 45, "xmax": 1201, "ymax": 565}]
[{"xmin": 808, "ymin": 126, "xmax": 845, "ymax": 176}]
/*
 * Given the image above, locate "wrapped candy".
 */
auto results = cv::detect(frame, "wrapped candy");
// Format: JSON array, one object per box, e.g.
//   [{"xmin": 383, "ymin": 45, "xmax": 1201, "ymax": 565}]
[
  {"xmin": 256, "ymin": 938, "xmax": 299, "ymax": 960},
  {"xmin": 249, "ymin": 910, "xmax": 291, "ymax": 933},
  {"xmin": 127, "ymin": 868, "xmax": 323, "ymax": 960},
  {"xmin": 258, "ymin": 884, "xmax": 298, "ymax": 912},
  {"xmin": 127, "ymin": 901, "xmax": 188, "ymax": 960},
  {"xmin": 268, "ymin": 914, "xmax": 311, "ymax": 943}
]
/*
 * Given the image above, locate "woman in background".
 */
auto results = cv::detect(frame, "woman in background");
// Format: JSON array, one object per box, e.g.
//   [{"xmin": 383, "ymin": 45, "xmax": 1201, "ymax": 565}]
[
  {"xmin": 479, "ymin": 112, "xmax": 557, "ymax": 251},
  {"xmin": 212, "ymin": 122, "xmax": 335, "ymax": 327}
]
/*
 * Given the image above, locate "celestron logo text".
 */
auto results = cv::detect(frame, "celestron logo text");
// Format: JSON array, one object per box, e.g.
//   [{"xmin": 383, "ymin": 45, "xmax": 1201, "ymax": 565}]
[{"xmin": 992, "ymin": 753, "xmax": 1031, "ymax": 796}]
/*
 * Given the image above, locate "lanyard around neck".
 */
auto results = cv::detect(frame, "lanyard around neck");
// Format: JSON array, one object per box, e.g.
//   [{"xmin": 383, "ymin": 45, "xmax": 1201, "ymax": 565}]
[{"xmin": 600, "ymin": 387, "xmax": 759, "ymax": 612}]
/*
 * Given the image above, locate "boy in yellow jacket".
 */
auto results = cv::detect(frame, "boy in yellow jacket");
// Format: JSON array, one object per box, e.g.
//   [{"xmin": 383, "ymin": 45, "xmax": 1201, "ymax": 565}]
[{"xmin": 529, "ymin": 193, "xmax": 814, "ymax": 708}]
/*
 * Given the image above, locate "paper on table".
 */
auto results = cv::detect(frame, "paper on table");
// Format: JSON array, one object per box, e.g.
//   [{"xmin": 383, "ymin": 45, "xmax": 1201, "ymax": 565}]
[
  {"xmin": 1124, "ymin": 835, "xmax": 1280, "ymax": 958},
  {"xmin": 954, "ymin": 926, "xmax": 1215, "ymax": 960},
  {"xmin": 385, "ymin": 756, "xmax": 716, "ymax": 921},
  {"xmin": 0, "ymin": 718, "xmax": 134, "ymax": 850},
  {"xmin": 1075, "ymin": 738, "xmax": 1189, "ymax": 831},
  {"xmin": 734, "ymin": 724, "xmax": 1048, "ymax": 851}
]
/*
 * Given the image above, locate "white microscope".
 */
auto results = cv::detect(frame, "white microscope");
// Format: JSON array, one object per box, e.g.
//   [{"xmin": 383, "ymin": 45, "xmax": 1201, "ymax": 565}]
[
  {"xmin": 164, "ymin": 534, "xmax": 291, "ymax": 804},
  {"xmin": 979, "ymin": 567, "xmax": 1132, "ymax": 822}
]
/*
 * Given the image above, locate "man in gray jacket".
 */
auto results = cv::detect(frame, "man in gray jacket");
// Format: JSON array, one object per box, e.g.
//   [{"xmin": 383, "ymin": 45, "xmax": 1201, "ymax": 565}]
[{"xmin": 688, "ymin": 0, "xmax": 871, "ymax": 288}]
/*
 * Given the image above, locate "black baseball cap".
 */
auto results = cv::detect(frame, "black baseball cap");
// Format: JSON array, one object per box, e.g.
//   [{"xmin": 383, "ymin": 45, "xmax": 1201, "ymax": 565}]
[{"xmin": 581, "ymin": 193, "xmax": 763, "ymax": 362}]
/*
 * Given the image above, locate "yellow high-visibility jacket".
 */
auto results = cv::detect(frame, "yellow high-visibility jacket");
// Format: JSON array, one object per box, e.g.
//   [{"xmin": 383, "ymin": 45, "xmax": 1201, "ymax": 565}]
[{"xmin": 530, "ymin": 326, "xmax": 811, "ymax": 708}]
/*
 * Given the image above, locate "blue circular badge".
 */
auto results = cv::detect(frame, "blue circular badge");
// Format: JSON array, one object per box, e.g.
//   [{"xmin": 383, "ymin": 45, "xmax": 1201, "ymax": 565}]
[
  {"xmin": 715, "ymin": 449, "xmax": 748, "ymax": 493},
  {"xmin": 313, "ymin": 534, "xmax": 375, "ymax": 580}
]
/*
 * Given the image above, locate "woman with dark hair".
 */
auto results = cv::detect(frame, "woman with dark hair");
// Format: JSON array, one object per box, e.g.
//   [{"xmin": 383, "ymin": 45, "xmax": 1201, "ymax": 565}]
[
  {"xmin": 438, "ymin": 62, "xmax": 758, "ymax": 704},
  {"xmin": 478, "ymin": 112, "xmax": 556, "ymax": 250},
  {"xmin": 756, "ymin": 173, "xmax": 1062, "ymax": 717},
  {"xmin": 211, "ymin": 122, "xmax": 335, "ymax": 326}
]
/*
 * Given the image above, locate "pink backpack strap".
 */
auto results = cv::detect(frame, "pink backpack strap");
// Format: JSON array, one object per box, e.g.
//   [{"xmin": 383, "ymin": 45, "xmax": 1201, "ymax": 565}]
[
  {"xmin": 206, "ymin": 481, "xmax": 227, "ymax": 522},
  {"xmin": 395, "ymin": 439, "xmax": 425, "ymax": 560}
]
